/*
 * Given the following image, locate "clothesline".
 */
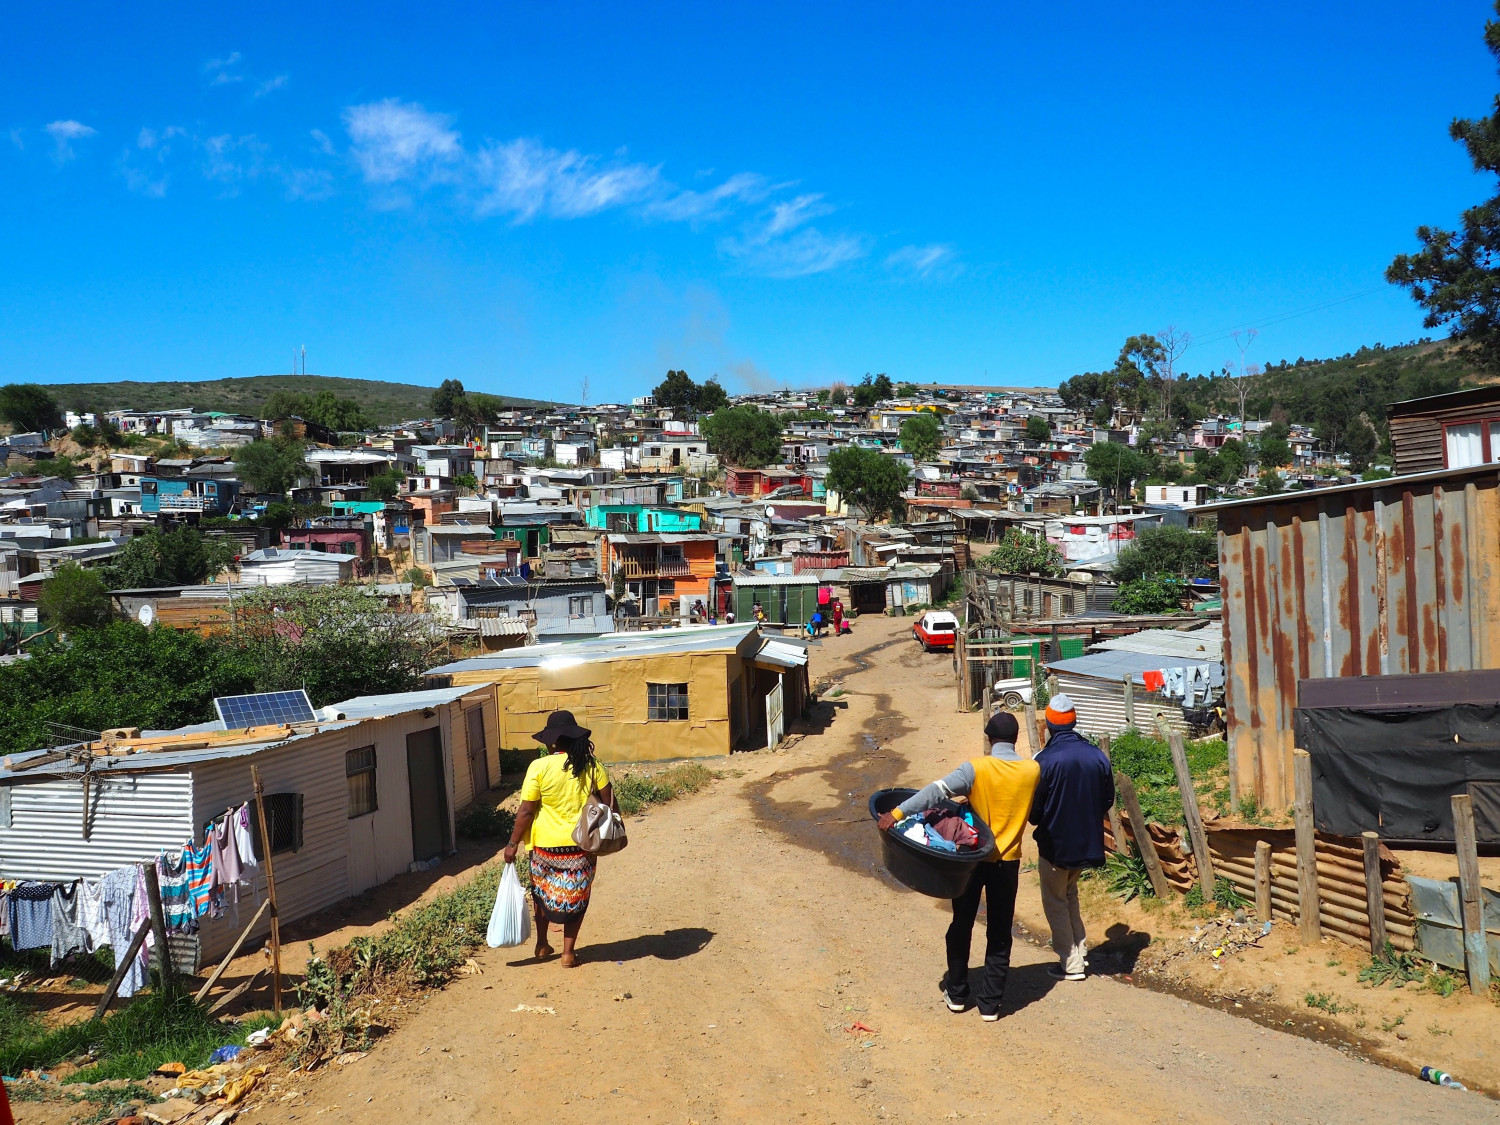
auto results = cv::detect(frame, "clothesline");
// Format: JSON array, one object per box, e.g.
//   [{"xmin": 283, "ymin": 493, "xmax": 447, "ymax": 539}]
[{"xmin": 1, "ymin": 801, "xmax": 262, "ymax": 1000}]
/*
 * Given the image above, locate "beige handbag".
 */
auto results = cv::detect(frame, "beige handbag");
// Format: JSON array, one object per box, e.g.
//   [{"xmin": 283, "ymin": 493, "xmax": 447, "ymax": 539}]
[{"xmin": 573, "ymin": 788, "xmax": 628, "ymax": 856}]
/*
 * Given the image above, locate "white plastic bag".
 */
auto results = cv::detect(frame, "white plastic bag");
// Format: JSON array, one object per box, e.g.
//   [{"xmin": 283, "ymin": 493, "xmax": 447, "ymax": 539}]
[{"xmin": 487, "ymin": 862, "xmax": 531, "ymax": 948}]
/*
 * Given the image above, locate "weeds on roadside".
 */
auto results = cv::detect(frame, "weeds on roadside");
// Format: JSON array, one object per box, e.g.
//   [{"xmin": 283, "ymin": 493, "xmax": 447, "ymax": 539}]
[
  {"xmin": 1358, "ymin": 944, "xmax": 1426, "ymax": 989},
  {"xmin": 0, "ymin": 987, "xmax": 277, "ymax": 1084},
  {"xmin": 1428, "ymin": 1021, "xmax": 1453, "ymax": 1037},
  {"xmin": 1097, "ymin": 849, "xmax": 1156, "ymax": 903},
  {"xmin": 455, "ymin": 803, "xmax": 516, "ymax": 839},
  {"xmin": 1380, "ymin": 1012, "xmax": 1407, "ymax": 1033},
  {"xmin": 1425, "ymin": 968, "xmax": 1459, "ymax": 998},
  {"xmin": 1183, "ymin": 879, "xmax": 1247, "ymax": 912},
  {"xmin": 1305, "ymin": 991, "xmax": 1354, "ymax": 1015},
  {"xmin": 613, "ymin": 763, "xmax": 714, "ymax": 815}
]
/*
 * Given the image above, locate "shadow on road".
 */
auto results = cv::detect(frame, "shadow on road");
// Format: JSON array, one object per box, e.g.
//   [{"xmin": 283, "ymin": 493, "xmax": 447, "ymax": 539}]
[{"xmin": 504, "ymin": 927, "xmax": 717, "ymax": 967}]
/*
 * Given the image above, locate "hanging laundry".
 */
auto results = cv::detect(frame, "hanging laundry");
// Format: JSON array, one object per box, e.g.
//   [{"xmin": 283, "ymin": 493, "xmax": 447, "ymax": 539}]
[
  {"xmin": 183, "ymin": 840, "xmax": 215, "ymax": 917},
  {"xmin": 1161, "ymin": 667, "xmax": 1188, "ymax": 698},
  {"xmin": 156, "ymin": 851, "xmax": 199, "ymax": 934},
  {"xmin": 102, "ymin": 864, "xmax": 146, "ymax": 999},
  {"xmin": 79, "ymin": 878, "xmax": 110, "ymax": 951},
  {"xmin": 0, "ymin": 885, "xmax": 10, "ymax": 939},
  {"xmin": 8, "ymin": 882, "xmax": 55, "ymax": 951},
  {"xmin": 50, "ymin": 882, "xmax": 90, "ymax": 967},
  {"xmin": 233, "ymin": 804, "xmax": 259, "ymax": 868},
  {"xmin": 1143, "ymin": 669, "xmax": 1165, "ymax": 693},
  {"xmin": 132, "ymin": 863, "xmax": 153, "ymax": 971},
  {"xmin": 209, "ymin": 810, "xmax": 243, "ymax": 895}
]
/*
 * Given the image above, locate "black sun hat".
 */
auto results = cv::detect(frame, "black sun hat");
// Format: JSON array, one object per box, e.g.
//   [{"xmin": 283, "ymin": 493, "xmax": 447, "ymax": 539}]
[{"xmin": 533, "ymin": 709, "xmax": 591, "ymax": 746}]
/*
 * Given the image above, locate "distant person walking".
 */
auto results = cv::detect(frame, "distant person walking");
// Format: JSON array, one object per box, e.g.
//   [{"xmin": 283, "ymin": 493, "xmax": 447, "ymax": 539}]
[
  {"xmin": 1029, "ymin": 694, "xmax": 1113, "ymax": 981},
  {"xmin": 504, "ymin": 711, "xmax": 614, "ymax": 967},
  {"xmin": 876, "ymin": 711, "xmax": 1039, "ymax": 1021}
]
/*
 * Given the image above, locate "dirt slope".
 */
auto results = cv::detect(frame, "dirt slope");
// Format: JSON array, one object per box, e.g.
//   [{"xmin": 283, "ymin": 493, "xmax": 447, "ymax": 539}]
[{"xmin": 223, "ymin": 614, "xmax": 1494, "ymax": 1125}]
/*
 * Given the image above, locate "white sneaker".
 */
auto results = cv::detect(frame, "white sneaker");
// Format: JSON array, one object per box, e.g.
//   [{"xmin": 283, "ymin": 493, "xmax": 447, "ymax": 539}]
[
  {"xmin": 1047, "ymin": 965, "xmax": 1086, "ymax": 982},
  {"xmin": 941, "ymin": 987, "xmax": 967, "ymax": 1013}
]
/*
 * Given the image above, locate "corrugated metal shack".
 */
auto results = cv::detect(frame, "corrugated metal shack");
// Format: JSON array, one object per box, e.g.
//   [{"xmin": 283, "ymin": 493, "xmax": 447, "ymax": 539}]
[
  {"xmin": 1207, "ymin": 463, "xmax": 1500, "ymax": 809},
  {"xmin": 0, "ymin": 685, "xmax": 498, "ymax": 963},
  {"xmin": 1386, "ymin": 385, "xmax": 1500, "ymax": 476}
]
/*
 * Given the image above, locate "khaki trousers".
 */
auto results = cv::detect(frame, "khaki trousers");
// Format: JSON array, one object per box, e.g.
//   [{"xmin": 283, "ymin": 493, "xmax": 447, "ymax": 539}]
[{"xmin": 1037, "ymin": 855, "xmax": 1087, "ymax": 975}]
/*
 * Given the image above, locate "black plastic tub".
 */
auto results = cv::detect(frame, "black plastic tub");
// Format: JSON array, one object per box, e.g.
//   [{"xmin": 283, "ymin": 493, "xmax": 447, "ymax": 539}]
[{"xmin": 868, "ymin": 788, "xmax": 997, "ymax": 898}]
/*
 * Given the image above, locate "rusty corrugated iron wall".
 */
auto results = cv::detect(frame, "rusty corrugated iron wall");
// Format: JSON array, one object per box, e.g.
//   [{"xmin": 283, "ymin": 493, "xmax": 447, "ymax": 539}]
[{"xmin": 1215, "ymin": 465, "xmax": 1500, "ymax": 810}]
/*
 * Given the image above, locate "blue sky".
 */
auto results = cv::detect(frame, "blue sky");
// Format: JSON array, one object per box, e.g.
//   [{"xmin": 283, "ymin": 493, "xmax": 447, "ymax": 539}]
[{"xmin": 2, "ymin": 2, "xmax": 1496, "ymax": 402}]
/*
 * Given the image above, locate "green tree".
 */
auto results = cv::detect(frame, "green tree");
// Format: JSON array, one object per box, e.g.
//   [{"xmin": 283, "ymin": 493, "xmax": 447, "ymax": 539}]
[
  {"xmin": 235, "ymin": 436, "xmax": 309, "ymax": 496},
  {"xmin": 38, "ymin": 563, "xmax": 114, "ymax": 629},
  {"xmin": 1084, "ymin": 441, "xmax": 1153, "ymax": 504},
  {"xmin": 1113, "ymin": 527, "xmax": 1217, "ymax": 584},
  {"xmin": 898, "ymin": 412, "xmax": 943, "ymax": 461},
  {"xmin": 453, "ymin": 471, "xmax": 479, "ymax": 493},
  {"xmin": 232, "ymin": 585, "xmax": 432, "ymax": 705},
  {"xmin": 1111, "ymin": 575, "xmax": 1185, "ymax": 615},
  {"xmin": 827, "ymin": 447, "xmax": 909, "ymax": 521},
  {"xmin": 1255, "ymin": 421, "xmax": 1293, "ymax": 468},
  {"xmin": 103, "ymin": 527, "xmax": 237, "ymax": 589},
  {"xmin": 701, "ymin": 405, "xmax": 783, "ymax": 467},
  {"xmin": 430, "ymin": 379, "xmax": 467, "ymax": 418},
  {"xmin": 976, "ymin": 530, "xmax": 1065, "ymax": 576},
  {"xmin": 695, "ymin": 378, "xmax": 730, "ymax": 414},
  {"xmin": 653, "ymin": 370, "xmax": 699, "ymax": 416},
  {"xmin": 1343, "ymin": 417, "xmax": 1379, "ymax": 472},
  {"xmin": 1388, "ymin": 4, "xmax": 1500, "ymax": 370},
  {"xmin": 305, "ymin": 390, "xmax": 368, "ymax": 432},
  {"xmin": 1254, "ymin": 470, "xmax": 1285, "ymax": 496},
  {"xmin": 0, "ymin": 624, "xmax": 255, "ymax": 755},
  {"xmin": 873, "ymin": 373, "xmax": 894, "ymax": 400},
  {"xmin": 1025, "ymin": 415, "xmax": 1052, "ymax": 441},
  {"xmin": 815, "ymin": 389, "xmax": 831, "ymax": 404},
  {"xmin": 366, "ymin": 467, "xmax": 406, "ymax": 501},
  {"xmin": 896, "ymin": 382, "xmax": 918, "ymax": 397},
  {"xmin": 262, "ymin": 389, "xmax": 311, "ymax": 420},
  {"xmin": 0, "ymin": 384, "xmax": 63, "ymax": 434}
]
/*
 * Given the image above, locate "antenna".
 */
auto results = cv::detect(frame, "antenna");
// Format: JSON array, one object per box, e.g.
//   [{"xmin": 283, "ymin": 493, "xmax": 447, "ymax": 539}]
[
  {"xmin": 580, "ymin": 375, "xmax": 589, "ymax": 409},
  {"xmin": 301, "ymin": 345, "xmax": 306, "ymax": 376}
]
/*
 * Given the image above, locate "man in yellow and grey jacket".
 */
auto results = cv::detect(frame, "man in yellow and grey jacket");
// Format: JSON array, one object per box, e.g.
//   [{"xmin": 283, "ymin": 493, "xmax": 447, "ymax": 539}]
[{"xmin": 877, "ymin": 710, "xmax": 1040, "ymax": 1021}]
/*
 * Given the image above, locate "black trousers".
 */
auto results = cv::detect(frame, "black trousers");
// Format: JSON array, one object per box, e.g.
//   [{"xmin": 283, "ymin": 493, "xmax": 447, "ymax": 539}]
[{"xmin": 943, "ymin": 859, "xmax": 1019, "ymax": 1014}]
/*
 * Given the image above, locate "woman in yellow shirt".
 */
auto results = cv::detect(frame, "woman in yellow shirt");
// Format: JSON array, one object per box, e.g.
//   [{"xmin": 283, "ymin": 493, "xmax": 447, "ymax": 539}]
[{"xmin": 504, "ymin": 711, "xmax": 614, "ymax": 967}]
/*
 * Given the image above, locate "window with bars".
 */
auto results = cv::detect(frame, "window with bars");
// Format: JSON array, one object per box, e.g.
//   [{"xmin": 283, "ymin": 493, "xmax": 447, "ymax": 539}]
[
  {"xmin": 647, "ymin": 682, "xmax": 689, "ymax": 721},
  {"xmin": 346, "ymin": 745, "xmax": 378, "ymax": 818},
  {"xmin": 569, "ymin": 595, "xmax": 594, "ymax": 618}
]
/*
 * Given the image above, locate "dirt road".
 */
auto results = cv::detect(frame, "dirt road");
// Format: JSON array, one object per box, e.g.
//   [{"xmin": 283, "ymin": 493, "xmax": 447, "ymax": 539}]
[{"xmin": 239, "ymin": 614, "xmax": 1495, "ymax": 1125}]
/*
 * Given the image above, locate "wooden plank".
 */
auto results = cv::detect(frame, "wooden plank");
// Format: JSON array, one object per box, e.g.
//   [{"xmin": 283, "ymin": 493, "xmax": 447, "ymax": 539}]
[
  {"xmin": 1114, "ymin": 770, "xmax": 1171, "ymax": 899},
  {"xmin": 206, "ymin": 967, "xmax": 266, "ymax": 1017},
  {"xmin": 194, "ymin": 899, "xmax": 271, "ymax": 1004},
  {"xmin": 1023, "ymin": 701, "xmax": 1039, "ymax": 756},
  {"xmin": 1361, "ymin": 831, "xmax": 1387, "ymax": 955},
  {"xmin": 1452, "ymin": 794, "xmax": 1491, "ymax": 993},
  {"xmin": 1122, "ymin": 676, "xmax": 1135, "ymax": 727},
  {"xmin": 93, "ymin": 919, "xmax": 151, "ymax": 1020},
  {"xmin": 142, "ymin": 862, "xmax": 174, "ymax": 988},
  {"xmin": 1254, "ymin": 840, "xmax": 1272, "ymax": 923},
  {"xmin": 1168, "ymin": 731, "xmax": 1215, "ymax": 900},
  {"xmin": 251, "ymin": 764, "xmax": 283, "ymax": 1015},
  {"xmin": 1099, "ymin": 735, "xmax": 1127, "ymax": 854},
  {"xmin": 1293, "ymin": 749, "xmax": 1321, "ymax": 943}
]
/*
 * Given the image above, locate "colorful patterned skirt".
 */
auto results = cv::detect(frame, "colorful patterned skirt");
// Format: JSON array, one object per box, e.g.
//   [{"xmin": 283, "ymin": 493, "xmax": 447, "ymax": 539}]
[{"xmin": 528, "ymin": 846, "xmax": 597, "ymax": 921}]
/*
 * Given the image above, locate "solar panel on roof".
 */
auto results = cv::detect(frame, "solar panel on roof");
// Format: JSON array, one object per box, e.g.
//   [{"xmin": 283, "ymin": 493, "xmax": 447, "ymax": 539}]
[{"xmin": 214, "ymin": 690, "xmax": 317, "ymax": 729}]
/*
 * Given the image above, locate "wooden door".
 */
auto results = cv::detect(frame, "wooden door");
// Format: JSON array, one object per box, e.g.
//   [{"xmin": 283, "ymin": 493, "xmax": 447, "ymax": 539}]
[
  {"xmin": 406, "ymin": 728, "xmax": 449, "ymax": 862},
  {"xmin": 465, "ymin": 707, "xmax": 489, "ymax": 796}
]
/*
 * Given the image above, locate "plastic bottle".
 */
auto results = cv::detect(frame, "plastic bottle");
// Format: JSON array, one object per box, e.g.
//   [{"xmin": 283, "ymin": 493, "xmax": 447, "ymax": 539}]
[{"xmin": 1419, "ymin": 1066, "xmax": 1466, "ymax": 1090}]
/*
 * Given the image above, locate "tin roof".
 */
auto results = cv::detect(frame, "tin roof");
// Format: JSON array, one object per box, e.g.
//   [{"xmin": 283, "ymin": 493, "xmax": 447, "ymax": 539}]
[
  {"xmin": 1090, "ymin": 627, "xmax": 1223, "ymax": 663},
  {"xmin": 428, "ymin": 622, "xmax": 760, "ymax": 673}
]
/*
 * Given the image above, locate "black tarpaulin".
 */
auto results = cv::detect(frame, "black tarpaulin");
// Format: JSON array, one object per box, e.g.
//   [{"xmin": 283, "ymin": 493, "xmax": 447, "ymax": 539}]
[{"xmin": 1293, "ymin": 704, "xmax": 1500, "ymax": 844}]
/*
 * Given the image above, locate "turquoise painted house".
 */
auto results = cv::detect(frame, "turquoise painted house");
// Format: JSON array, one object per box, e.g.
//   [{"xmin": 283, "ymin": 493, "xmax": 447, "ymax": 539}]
[{"xmin": 584, "ymin": 504, "xmax": 703, "ymax": 534}]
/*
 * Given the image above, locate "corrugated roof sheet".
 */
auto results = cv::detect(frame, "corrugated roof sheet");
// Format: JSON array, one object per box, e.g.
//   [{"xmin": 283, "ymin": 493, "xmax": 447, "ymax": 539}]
[
  {"xmin": 329, "ymin": 685, "xmax": 482, "ymax": 720},
  {"xmin": 1047, "ymin": 649, "xmax": 1209, "ymax": 685},
  {"xmin": 755, "ymin": 640, "xmax": 810, "ymax": 669},
  {"xmin": 428, "ymin": 622, "xmax": 758, "ymax": 673},
  {"xmin": 1091, "ymin": 627, "xmax": 1223, "ymax": 662},
  {"xmin": 731, "ymin": 574, "xmax": 821, "ymax": 587}
]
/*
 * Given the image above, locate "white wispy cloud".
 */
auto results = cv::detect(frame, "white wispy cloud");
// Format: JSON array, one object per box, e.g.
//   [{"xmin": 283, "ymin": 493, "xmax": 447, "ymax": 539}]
[
  {"xmin": 721, "ymin": 225, "xmax": 868, "ymax": 278},
  {"xmin": 205, "ymin": 51, "xmax": 244, "ymax": 85},
  {"xmin": 344, "ymin": 99, "xmax": 463, "ymax": 187},
  {"xmin": 45, "ymin": 120, "xmax": 96, "ymax": 162},
  {"xmin": 473, "ymin": 138, "xmax": 661, "ymax": 221},
  {"xmin": 201, "ymin": 134, "xmax": 268, "ymax": 190},
  {"xmin": 8, "ymin": 128, "xmax": 23, "ymax": 151},
  {"xmin": 764, "ymin": 193, "xmax": 834, "ymax": 237},
  {"xmin": 255, "ymin": 75, "xmax": 290, "ymax": 98},
  {"xmin": 643, "ymin": 172, "xmax": 772, "ymax": 223},
  {"xmin": 885, "ymin": 243, "xmax": 959, "ymax": 278}
]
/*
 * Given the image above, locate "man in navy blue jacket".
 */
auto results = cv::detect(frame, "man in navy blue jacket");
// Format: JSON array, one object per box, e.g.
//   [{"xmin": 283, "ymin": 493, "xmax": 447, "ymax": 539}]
[{"xmin": 1029, "ymin": 693, "xmax": 1114, "ymax": 981}]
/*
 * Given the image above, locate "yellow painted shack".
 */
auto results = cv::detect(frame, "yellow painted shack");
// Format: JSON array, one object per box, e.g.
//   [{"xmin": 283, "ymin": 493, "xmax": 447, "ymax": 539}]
[{"xmin": 427, "ymin": 623, "xmax": 809, "ymax": 761}]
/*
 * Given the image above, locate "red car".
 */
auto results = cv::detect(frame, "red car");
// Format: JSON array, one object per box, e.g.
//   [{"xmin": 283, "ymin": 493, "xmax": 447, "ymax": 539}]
[{"xmin": 912, "ymin": 610, "xmax": 960, "ymax": 651}]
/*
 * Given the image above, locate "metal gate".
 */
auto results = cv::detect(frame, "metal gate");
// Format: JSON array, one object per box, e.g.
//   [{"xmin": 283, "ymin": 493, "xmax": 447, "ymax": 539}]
[{"xmin": 766, "ymin": 678, "xmax": 785, "ymax": 750}]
